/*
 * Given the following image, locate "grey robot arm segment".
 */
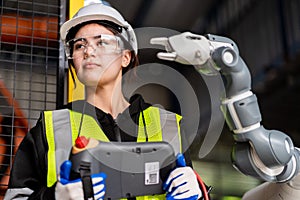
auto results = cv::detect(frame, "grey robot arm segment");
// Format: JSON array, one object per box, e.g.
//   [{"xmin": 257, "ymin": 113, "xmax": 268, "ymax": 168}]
[
  {"xmin": 206, "ymin": 34, "xmax": 300, "ymax": 183},
  {"xmin": 150, "ymin": 32, "xmax": 300, "ymax": 183}
]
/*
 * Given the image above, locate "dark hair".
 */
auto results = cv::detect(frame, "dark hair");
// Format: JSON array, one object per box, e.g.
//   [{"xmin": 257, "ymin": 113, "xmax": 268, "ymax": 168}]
[{"xmin": 65, "ymin": 20, "xmax": 139, "ymax": 85}]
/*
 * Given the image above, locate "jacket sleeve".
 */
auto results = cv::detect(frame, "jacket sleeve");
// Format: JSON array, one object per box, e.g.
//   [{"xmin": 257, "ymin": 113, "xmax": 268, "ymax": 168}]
[{"xmin": 4, "ymin": 115, "xmax": 56, "ymax": 200}]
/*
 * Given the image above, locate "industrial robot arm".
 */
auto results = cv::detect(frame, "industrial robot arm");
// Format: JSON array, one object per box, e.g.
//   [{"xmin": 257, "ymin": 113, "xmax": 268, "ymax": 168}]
[{"xmin": 151, "ymin": 32, "xmax": 300, "ymax": 199}]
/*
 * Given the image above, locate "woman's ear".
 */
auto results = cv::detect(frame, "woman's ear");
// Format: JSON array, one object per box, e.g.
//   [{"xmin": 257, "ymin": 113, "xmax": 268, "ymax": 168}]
[{"xmin": 121, "ymin": 50, "xmax": 131, "ymax": 67}]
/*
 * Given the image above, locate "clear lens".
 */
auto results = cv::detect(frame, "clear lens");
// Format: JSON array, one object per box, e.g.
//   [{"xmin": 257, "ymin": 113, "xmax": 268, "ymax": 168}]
[{"xmin": 65, "ymin": 34, "xmax": 123, "ymax": 59}]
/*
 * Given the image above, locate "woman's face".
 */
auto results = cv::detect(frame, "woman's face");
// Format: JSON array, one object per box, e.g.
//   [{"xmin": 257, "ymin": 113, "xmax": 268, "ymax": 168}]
[{"xmin": 72, "ymin": 23, "xmax": 131, "ymax": 88}]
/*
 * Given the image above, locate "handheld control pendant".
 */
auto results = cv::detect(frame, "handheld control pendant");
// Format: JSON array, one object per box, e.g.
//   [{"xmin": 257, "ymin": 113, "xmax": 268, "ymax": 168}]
[{"xmin": 69, "ymin": 136, "xmax": 177, "ymax": 199}]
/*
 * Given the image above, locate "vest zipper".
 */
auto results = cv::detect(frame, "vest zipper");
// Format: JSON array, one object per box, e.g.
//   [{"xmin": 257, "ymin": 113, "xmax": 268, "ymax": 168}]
[{"xmin": 113, "ymin": 119, "xmax": 121, "ymax": 142}]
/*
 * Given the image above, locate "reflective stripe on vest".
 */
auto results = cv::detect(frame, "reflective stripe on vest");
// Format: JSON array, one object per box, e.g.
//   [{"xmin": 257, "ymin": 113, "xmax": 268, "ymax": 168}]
[
  {"xmin": 44, "ymin": 109, "xmax": 109, "ymax": 187},
  {"xmin": 137, "ymin": 107, "xmax": 182, "ymax": 155},
  {"xmin": 44, "ymin": 106, "xmax": 182, "ymax": 199}
]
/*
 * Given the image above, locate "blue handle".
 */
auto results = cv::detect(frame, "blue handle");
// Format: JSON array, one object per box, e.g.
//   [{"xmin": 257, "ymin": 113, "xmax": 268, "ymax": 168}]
[
  {"xmin": 176, "ymin": 153, "xmax": 186, "ymax": 167},
  {"xmin": 60, "ymin": 160, "xmax": 72, "ymax": 181}
]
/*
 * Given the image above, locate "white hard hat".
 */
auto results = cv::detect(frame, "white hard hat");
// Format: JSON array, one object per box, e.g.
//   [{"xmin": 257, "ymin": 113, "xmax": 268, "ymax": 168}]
[{"xmin": 60, "ymin": 3, "xmax": 138, "ymax": 54}]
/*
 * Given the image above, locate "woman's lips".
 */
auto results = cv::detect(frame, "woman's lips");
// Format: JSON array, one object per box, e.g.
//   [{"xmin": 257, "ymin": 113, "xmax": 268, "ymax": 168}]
[{"xmin": 84, "ymin": 62, "xmax": 100, "ymax": 69}]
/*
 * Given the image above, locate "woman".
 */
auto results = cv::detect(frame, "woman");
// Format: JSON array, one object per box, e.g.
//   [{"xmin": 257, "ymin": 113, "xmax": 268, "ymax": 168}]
[{"xmin": 5, "ymin": 3, "xmax": 205, "ymax": 200}]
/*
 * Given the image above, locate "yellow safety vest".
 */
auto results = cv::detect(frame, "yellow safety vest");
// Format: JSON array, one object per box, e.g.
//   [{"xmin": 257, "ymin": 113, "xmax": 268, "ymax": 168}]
[{"xmin": 44, "ymin": 106, "xmax": 182, "ymax": 199}]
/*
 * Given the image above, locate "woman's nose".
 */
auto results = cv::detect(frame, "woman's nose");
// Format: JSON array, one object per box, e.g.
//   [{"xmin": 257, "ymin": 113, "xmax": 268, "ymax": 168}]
[{"xmin": 84, "ymin": 44, "xmax": 96, "ymax": 57}]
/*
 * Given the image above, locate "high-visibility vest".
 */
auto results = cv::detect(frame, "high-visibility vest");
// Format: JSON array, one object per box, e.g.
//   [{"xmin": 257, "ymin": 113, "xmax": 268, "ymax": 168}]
[{"xmin": 44, "ymin": 106, "xmax": 182, "ymax": 199}]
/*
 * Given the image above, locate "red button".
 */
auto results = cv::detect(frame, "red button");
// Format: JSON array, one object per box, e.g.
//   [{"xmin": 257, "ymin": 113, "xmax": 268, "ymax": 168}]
[{"xmin": 75, "ymin": 136, "xmax": 88, "ymax": 148}]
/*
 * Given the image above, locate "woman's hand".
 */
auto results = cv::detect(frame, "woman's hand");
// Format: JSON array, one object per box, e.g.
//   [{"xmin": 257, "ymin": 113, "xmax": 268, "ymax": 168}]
[
  {"xmin": 163, "ymin": 154, "xmax": 203, "ymax": 200},
  {"xmin": 55, "ymin": 160, "xmax": 106, "ymax": 200}
]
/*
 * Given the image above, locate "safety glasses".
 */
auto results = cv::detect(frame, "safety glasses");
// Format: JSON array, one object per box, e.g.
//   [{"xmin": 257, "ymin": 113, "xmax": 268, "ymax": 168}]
[{"xmin": 65, "ymin": 34, "xmax": 124, "ymax": 59}]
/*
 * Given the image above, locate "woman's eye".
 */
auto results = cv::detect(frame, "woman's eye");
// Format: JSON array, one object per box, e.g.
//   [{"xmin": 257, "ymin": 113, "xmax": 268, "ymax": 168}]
[
  {"xmin": 97, "ymin": 39, "xmax": 109, "ymax": 47},
  {"xmin": 74, "ymin": 42, "xmax": 85, "ymax": 50}
]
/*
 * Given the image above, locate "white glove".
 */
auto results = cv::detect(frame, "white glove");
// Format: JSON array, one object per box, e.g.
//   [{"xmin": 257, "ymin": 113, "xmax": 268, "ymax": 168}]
[
  {"xmin": 55, "ymin": 160, "xmax": 106, "ymax": 200},
  {"xmin": 163, "ymin": 154, "xmax": 203, "ymax": 200}
]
